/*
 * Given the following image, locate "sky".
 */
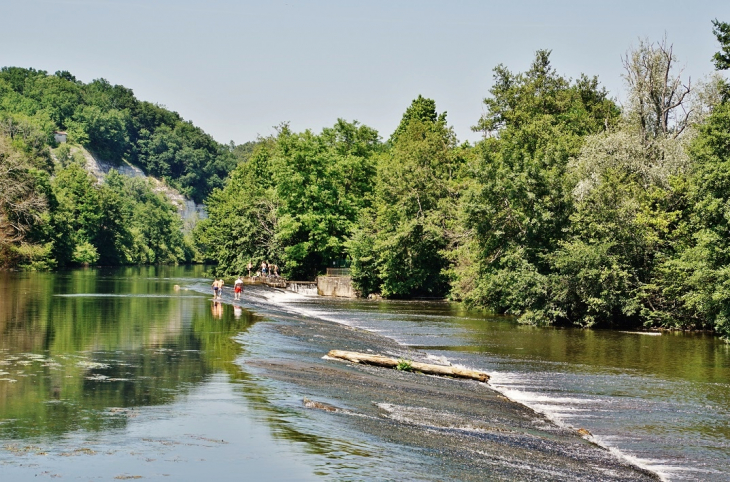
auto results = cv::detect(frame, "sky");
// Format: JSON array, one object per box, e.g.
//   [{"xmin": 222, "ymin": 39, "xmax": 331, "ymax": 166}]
[{"xmin": 2, "ymin": 0, "xmax": 729, "ymax": 145}]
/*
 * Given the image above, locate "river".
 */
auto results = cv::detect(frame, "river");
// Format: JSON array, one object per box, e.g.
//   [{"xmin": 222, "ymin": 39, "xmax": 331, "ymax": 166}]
[{"xmin": 0, "ymin": 267, "xmax": 727, "ymax": 481}]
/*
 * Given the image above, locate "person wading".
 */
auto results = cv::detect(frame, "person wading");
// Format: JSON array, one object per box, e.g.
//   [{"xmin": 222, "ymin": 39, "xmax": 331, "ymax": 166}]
[
  {"xmin": 212, "ymin": 278, "xmax": 224, "ymax": 300},
  {"xmin": 234, "ymin": 276, "xmax": 243, "ymax": 300}
]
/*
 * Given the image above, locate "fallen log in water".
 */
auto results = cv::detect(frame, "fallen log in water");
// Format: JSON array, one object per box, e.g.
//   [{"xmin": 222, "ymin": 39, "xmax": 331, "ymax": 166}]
[{"xmin": 326, "ymin": 350, "xmax": 490, "ymax": 382}]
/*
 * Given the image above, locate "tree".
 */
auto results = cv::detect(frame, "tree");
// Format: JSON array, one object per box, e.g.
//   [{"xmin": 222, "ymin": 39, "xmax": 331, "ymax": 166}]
[
  {"xmin": 658, "ymin": 102, "xmax": 730, "ymax": 338},
  {"xmin": 349, "ymin": 97, "xmax": 465, "ymax": 297},
  {"xmin": 460, "ymin": 51, "xmax": 618, "ymax": 318},
  {"xmin": 0, "ymin": 135, "xmax": 49, "ymax": 268},
  {"xmin": 712, "ymin": 19, "xmax": 730, "ymax": 71},
  {"xmin": 198, "ymin": 120, "xmax": 380, "ymax": 279},
  {"xmin": 549, "ymin": 38, "xmax": 709, "ymax": 329},
  {"xmin": 50, "ymin": 163, "xmax": 101, "ymax": 265},
  {"xmin": 622, "ymin": 38, "xmax": 692, "ymax": 139},
  {"xmin": 69, "ymin": 105, "xmax": 129, "ymax": 162}
]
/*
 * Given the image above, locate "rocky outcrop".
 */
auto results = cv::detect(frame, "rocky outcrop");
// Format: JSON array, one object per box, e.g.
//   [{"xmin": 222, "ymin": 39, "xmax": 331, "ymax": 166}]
[{"xmin": 71, "ymin": 146, "xmax": 206, "ymax": 231}]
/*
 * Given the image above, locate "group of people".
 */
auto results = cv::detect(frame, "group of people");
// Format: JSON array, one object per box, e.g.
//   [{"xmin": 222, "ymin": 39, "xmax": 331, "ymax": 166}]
[
  {"xmin": 248, "ymin": 260, "xmax": 279, "ymax": 279},
  {"xmin": 212, "ymin": 260, "xmax": 283, "ymax": 303},
  {"xmin": 211, "ymin": 276, "xmax": 245, "ymax": 300}
]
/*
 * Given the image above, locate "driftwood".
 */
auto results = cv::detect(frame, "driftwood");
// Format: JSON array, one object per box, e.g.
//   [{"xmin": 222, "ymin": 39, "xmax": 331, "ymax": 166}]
[{"xmin": 326, "ymin": 350, "xmax": 490, "ymax": 382}]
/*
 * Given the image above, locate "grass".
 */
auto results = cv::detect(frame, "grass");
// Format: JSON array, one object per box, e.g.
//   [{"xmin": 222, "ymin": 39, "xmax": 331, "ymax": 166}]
[{"xmin": 396, "ymin": 359, "xmax": 413, "ymax": 372}]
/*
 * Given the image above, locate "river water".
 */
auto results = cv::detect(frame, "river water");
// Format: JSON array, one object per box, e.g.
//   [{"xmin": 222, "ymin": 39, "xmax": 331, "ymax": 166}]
[{"xmin": 0, "ymin": 267, "xmax": 728, "ymax": 481}]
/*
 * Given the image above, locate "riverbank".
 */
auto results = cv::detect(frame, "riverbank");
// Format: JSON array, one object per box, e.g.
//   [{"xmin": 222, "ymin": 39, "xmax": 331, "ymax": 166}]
[{"xmin": 234, "ymin": 287, "xmax": 659, "ymax": 480}]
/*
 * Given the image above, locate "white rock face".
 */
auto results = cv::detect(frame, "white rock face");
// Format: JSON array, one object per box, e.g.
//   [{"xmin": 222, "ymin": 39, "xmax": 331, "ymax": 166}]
[{"xmin": 74, "ymin": 146, "xmax": 207, "ymax": 231}]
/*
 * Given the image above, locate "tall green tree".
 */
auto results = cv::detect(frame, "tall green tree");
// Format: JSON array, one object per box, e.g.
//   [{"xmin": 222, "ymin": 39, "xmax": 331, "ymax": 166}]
[
  {"xmin": 544, "ymin": 39, "xmax": 704, "ymax": 329},
  {"xmin": 198, "ymin": 120, "xmax": 380, "ymax": 279},
  {"xmin": 349, "ymin": 97, "xmax": 467, "ymax": 297},
  {"xmin": 712, "ymin": 19, "xmax": 730, "ymax": 71},
  {"xmin": 459, "ymin": 50, "xmax": 619, "ymax": 319},
  {"xmin": 653, "ymin": 102, "xmax": 730, "ymax": 338}
]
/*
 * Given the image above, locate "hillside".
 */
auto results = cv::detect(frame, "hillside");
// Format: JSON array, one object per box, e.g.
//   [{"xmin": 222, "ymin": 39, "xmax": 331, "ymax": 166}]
[
  {"xmin": 0, "ymin": 67, "xmax": 240, "ymax": 203},
  {"xmin": 66, "ymin": 144, "xmax": 207, "ymax": 232}
]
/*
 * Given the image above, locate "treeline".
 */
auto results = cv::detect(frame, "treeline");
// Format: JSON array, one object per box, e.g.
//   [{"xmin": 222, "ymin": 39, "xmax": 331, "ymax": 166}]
[
  {"xmin": 201, "ymin": 22, "xmax": 730, "ymax": 338},
  {"xmin": 0, "ymin": 67, "xmax": 239, "ymax": 203},
  {"xmin": 0, "ymin": 133, "xmax": 192, "ymax": 269},
  {"xmin": 0, "ymin": 66, "xmax": 250, "ymax": 269}
]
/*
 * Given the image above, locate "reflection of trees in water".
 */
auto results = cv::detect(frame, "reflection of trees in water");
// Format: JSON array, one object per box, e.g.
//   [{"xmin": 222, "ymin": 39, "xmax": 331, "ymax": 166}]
[{"xmin": 0, "ymin": 267, "xmax": 256, "ymax": 439}]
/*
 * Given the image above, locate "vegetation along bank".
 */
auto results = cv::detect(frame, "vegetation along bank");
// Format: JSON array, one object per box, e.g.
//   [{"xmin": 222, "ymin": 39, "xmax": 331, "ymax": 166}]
[{"xmin": 3, "ymin": 21, "xmax": 730, "ymax": 338}]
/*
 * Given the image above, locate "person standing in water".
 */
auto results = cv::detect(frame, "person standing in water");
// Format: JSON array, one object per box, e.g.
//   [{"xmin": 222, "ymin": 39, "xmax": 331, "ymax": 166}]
[
  {"xmin": 212, "ymin": 278, "xmax": 224, "ymax": 300},
  {"xmin": 234, "ymin": 275, "xmax": 243, "ymax": 300}
]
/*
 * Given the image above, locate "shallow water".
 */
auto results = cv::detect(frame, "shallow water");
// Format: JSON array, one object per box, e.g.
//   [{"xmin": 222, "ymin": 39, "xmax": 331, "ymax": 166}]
[
  {"xmin": 247, "ymin": 291, "xmax": 730, "ymax": 481},
  {"xmin": 0, "ymin": 267, "xmax": 360, "ymax": 480},
  {"xmin": 0, "ymin": 267, "xmax": 728, "ymax": 480}
]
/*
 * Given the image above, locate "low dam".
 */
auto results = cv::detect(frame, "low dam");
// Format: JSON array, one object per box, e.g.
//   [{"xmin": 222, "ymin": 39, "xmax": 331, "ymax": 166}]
[{"xmin": 315, "ymin": 275, "xmax": 356, "ymax": 298}]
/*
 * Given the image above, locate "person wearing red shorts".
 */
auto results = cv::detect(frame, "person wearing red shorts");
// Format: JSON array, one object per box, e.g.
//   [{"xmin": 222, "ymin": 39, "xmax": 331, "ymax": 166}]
[{"xmin": 234, "ymin": 276, "xmax": 244, "ymax": 300}]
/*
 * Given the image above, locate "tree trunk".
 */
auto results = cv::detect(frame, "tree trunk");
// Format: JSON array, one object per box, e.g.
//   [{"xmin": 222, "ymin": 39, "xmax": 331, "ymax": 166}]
[{"xmin": 326, "ymin": 350, "xmax": 490, "ymax": 382}]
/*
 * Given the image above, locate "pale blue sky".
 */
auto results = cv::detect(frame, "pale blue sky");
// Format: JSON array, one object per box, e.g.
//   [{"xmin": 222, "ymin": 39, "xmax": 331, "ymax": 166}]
[{"xmin": 2, "ymin": 0, "xmax": 728, "ymax": 144}]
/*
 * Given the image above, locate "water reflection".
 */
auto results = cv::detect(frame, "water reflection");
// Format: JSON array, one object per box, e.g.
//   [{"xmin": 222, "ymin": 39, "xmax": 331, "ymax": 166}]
[
  {"xmin": 211, "ymin": 300, "xmax": 223, "ymax": 319},
  {"xmin": 0, "ymin": 267, "xmax": 255, "ymax": 439}
]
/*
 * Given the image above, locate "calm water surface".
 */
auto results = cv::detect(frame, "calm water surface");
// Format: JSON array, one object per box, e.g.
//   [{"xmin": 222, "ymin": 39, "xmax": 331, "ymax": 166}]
[{"xmin": 0, "ymin": 267, "xmax": 728, "ymax": 480}]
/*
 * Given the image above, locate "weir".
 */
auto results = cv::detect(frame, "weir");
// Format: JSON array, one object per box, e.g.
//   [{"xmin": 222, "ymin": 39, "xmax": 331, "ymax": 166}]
[
  {"xmin": 240, "ymin": 275, "xmax": 356, "ymax": 298},
  {"xmin": 286, "ymin": 281, "xmax": 318, "ymax": 295},
  {"xmin": 316, "ymin": 276, "xmax": 356, "ymax": 298}
]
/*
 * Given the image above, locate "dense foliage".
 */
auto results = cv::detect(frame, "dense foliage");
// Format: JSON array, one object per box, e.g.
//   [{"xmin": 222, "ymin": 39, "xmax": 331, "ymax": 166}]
[
  {"xmin": 0, "ymin": 131, "xmax": 193, "ymax": 269},
  {"xmin": 196, "ymin": 120, "xmax": 380, "ymax": 279},
  {"xmin": 201, "ymin": 25, "xmax": 730, "ymax": 340},
  {"xmin": 348, "ymin": 96, "xmax": 470, "ymax": 298},
  {"xmin": 6, "ymin": 21, "xmax": 730, "ymax": 339},
  {"xmin": 0, "ymin": 67, "xmax": 237, "ymax": 269},
  {"xmin": 0, "ymin": 68, "xmax": 236, "ymax": 203}
]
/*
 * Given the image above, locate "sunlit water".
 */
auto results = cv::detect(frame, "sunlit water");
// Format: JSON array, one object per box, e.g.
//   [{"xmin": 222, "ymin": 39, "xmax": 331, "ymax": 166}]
[
  {"xmin": 1, "ymin": 267, "xmax": 728, "ymax": 480},
  {"xmin": 239, "ymin": 286, "xmax": 730, "ymax": 481}
]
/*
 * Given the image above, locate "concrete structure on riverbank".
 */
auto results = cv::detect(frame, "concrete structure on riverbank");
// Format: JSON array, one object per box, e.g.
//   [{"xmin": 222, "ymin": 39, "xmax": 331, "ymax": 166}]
[
  {"xmin": 242, "ymin": 270, "xmax": 357, "ymax": 298},
  {"xmin": 316, "ymin": 275, "xmax": 356, "ymax": 298}
]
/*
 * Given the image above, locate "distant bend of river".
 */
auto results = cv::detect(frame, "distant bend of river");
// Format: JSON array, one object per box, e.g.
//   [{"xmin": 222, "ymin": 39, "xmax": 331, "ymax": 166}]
[{"xmin": 0, "ymin": 266, "xmax": 728, "ymax": 481}]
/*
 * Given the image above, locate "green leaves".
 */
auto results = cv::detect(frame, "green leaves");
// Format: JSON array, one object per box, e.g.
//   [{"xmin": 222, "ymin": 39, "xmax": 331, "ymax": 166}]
[
  {"xmin": 712, "ymin": 19, "xmax": 730, "ymax": 71},
  {"xmin": 0, "ymin": 67, "xmax": 237, "ymax": 204},
  {"xmin": 47, "ymin": 163, "xmax": 188, "ymax": 267},
  {"xmin": 462, "ymin": 51, "xmax": 618, "ymax": 318},
  {"xmin": 198, "ymin": 120, "xmax": 380, "ymax": 280},
  {"xmin": 349, "ymin": 98, "xmax": 463, "ymax": 298}
]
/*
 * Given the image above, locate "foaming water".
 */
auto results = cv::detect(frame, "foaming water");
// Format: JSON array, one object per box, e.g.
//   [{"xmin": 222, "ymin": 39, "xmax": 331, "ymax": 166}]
[{"xmin": 220, "ymin": 285, "xmax": 730, "ymax": 482}]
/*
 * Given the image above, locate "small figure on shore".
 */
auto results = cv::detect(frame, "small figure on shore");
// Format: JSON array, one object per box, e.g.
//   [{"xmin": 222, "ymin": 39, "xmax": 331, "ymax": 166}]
[
  {"xmin": 247, "ymin": 261, "xmax": 253, "ymax": 277},
  {"xmin": 234, "ymin": 275, "xmax": 243, "ymax": 300},
  {"xmin": 261, "ymin": 261, "xmax": 268, "ymax": 276}
]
